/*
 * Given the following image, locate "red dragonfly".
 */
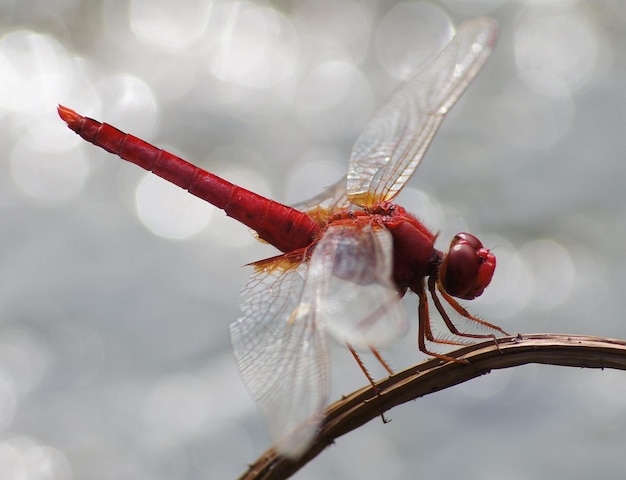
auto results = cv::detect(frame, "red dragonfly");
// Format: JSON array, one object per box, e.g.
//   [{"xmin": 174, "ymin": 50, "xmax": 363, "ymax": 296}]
[{"xmin": 59, "ymin": 17, "xmax": 506, "ymax": 458}]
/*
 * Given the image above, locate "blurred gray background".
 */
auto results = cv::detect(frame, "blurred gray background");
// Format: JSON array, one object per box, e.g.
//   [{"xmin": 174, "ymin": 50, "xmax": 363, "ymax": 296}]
[{"xmin": 1, "ymin": 0, "xmax": 626, "ymax": 478}]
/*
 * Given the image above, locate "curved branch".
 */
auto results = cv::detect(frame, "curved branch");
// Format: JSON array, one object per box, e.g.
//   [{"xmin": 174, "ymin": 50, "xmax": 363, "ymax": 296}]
[{"xmin": 238, "ymin": 333, "xmax": 626, "ymax": 480}]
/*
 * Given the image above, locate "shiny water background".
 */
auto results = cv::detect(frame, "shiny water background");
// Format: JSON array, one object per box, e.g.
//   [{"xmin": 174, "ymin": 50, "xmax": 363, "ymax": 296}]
[{"xmin": 1, "ymin": 0, "xmax": 626, "ymax": 478}]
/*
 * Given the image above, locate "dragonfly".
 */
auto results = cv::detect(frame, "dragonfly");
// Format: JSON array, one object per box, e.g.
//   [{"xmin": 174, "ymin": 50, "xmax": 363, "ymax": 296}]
[{"xmin": 58, "ymin": 16, "xmax": 506, "ymax": 459}]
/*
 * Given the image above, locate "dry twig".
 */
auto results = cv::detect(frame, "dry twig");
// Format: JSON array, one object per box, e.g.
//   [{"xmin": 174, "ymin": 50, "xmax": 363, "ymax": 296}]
[{"xmin": 238, "ymin": 333, "xmax": 626, "ymax": 480}]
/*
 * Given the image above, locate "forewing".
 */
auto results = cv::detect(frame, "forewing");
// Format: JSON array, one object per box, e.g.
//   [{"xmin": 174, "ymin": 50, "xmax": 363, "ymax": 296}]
[
  {"xmin": 229, "ymin": 259, "xmax": 329, "ymax": 459},
  {"xmin": 346, "ymin": 17, "xmax": 498, "ymax": 207},
  {"xmin": 309, "ymin": 223, "xmax": 409, "ymax": 350},
  {"xmin": 290, "ymin": 178, "xmax": 352, "ymax": 226}
]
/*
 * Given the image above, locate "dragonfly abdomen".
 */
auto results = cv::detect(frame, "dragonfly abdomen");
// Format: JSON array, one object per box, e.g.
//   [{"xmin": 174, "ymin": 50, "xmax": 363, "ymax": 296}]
[{"xmin": 58, "ymin": 106, "xmax": 321, "ymax": 253}]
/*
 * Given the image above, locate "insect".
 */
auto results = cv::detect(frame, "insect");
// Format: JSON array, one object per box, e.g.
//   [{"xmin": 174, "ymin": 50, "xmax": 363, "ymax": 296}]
[{"xmin": 59, "ymin": 16, "xmax": 506, "ymax": 459}]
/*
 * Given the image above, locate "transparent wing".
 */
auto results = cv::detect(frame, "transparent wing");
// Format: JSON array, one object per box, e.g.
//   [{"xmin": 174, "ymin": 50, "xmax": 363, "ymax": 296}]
[
  {"xmin": 309, "ymin": 223, "xmax": 409, "ymax": 350},
  {"xmin": 230, "ymin": 258, "xmax": 329, "ymax": 459},
  {"xmin": 290, "ymin": 177, "xmax": 352, "ymax": 226},
  {"xmin": 346, "ymin": 17, "xmax": 498, "ymax": 207}
]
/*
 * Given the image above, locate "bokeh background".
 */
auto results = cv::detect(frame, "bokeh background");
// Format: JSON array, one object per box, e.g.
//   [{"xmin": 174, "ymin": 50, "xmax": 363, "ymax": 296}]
[{"xmin": 2, "ymin": 0, "xmax": 626, "ymax": 478}]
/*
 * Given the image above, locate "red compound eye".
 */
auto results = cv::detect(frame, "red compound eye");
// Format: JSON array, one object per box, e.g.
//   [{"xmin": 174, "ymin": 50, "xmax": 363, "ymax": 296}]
[{"xmin": 439, "ymin": 232, "xmax": 496, "ymax": 300}]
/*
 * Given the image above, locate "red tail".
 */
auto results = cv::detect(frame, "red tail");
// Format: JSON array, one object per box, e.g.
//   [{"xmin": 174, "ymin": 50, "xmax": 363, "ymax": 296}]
[{"xmin": 58, "ymin": 105, "xmax": 321, "ymax": 253}]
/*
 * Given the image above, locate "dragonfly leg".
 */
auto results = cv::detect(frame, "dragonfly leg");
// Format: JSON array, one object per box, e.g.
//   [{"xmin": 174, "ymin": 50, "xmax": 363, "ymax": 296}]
[
  {"xmin": 347, "ymin": 344, "xmax": 390, "ymax": 424},
  {"xmin": 369, "ymin": 347, "xmax": 394, "ymax": 376},
  {"xmin": 416, "ymin": 277, "xmax": 469, "ymax": 364},
  {"xmin": 432, "ymin": 276, "xmax": 509, "ymax": 337}
]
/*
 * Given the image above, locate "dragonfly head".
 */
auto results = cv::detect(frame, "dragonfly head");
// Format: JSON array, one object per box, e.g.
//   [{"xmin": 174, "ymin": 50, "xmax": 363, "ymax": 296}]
[{"xmin": 439, "ymin": 233, "xmax": 495, "ymax": 300}]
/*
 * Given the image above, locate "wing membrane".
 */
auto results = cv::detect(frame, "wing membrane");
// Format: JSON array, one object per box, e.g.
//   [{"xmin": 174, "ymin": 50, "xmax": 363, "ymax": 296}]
[
  {"xmin": 346, "ymin": 17, "xmax": 498, "ymax": 207},
  {"xmin": 230, "ymin": 223, "xmax": 409, "ymax": 457},
  {"xmin": 230, "ymin": 260, "xmax": 329, "ymax": 458},
  {"xmin": 309, "ymin": 223, "xmax": 408, "ymax": 349},
  {"xmin": 290, "ymin": 178, "xmax": 351, "ymax": 226}
]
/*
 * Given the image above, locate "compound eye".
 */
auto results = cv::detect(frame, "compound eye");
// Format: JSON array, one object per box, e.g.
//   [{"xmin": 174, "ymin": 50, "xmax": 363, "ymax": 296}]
[{"xmin": 439, "ymin": 233, "xmax": 496, "ymax": 300}]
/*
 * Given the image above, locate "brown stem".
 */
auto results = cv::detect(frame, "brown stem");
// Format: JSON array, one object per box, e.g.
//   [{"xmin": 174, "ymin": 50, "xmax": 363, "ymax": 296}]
[{"xmin": 237, "ymin": 333, "xmax": 626, "ymax": 480}]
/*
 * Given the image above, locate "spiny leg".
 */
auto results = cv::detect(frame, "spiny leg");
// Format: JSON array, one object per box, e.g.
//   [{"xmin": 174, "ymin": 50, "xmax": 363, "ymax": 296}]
[
  {"xmin": 433, "ymin": 276, "xmax": 509, "ymax": 336},
  {"xmin": 347, "ymin": 344, "xmax": 390, "ymax": 423},
  {"xmin": 428, "ymin": 276, "xmax": 504, "ymax": 342},
  {"xmin": 415, "ymin": 277, "xmax": 468, "ymax": 363},
  {"xmin": 418, "ymin": 277, "xmax": 470, "ymax": 347},
  {"xmin": 369, "ymin": 347, "xmax": 394, "ymax": 376}
]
